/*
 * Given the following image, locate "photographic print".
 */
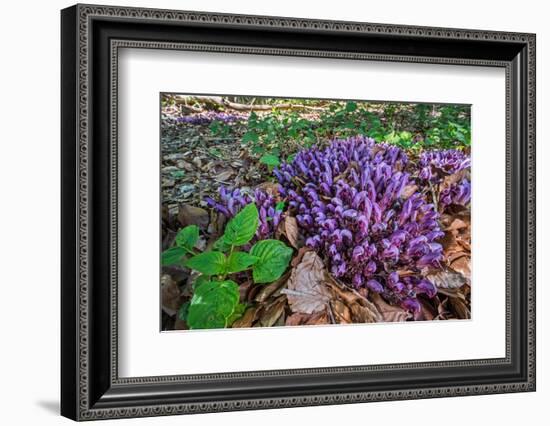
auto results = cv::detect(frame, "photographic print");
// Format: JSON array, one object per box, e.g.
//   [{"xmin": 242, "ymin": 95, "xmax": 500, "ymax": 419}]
[{"xmin": 160, "ymin": 94, "xmax": 472, "ymax": 331}]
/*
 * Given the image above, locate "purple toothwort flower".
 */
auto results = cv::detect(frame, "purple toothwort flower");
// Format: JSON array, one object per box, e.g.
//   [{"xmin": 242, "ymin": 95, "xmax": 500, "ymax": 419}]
[
  {"xmin": 205, "ymin": 185, "xmax": 283, "ymax": 240},
  {"xmin": 419, "ymin": 149, "xmax": 471, "ymax": 208},
  {"xmin": 274, "ymin": 136, "xmax": 444, "ymax": 312}
]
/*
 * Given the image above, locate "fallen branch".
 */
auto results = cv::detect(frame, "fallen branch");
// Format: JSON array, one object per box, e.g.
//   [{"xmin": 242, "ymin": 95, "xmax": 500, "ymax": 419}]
[{"xmin": 173, "ymin": 95, "xmax": 326, "ymax": 112}]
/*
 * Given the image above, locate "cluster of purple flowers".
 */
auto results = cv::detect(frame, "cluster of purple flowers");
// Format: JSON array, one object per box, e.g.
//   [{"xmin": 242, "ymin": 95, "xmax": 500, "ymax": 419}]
[
  {"xmin": 205, "ymin": 186, "xmax": 283, "ymax": 240},
  {"xmin": 419, "ymin": 149, "xmax": 471, "ymax": 208},
  {"xmin": 419, "ymin": 149, "xmax": 470, "ymax": 180},
  {"xmin": 274, "ymin": 136, "xmax": 442, "ymax": 312},
  {"xmin": 440, "ymin": 179, "xmax": 471, "ymax": 207},
  {"xmin": 177, "ymin": 111, "xmax": 247, "ymax": 125}
]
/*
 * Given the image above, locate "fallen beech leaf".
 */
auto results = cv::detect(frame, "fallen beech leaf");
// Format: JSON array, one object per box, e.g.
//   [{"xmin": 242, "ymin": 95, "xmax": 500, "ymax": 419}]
[
  {"xmin": 216, "ymin": 169, "xmax": 234, "ymax": 182},
  {"xmin": 427, "ymin": 268, "xmax": 467, "ymax": 289},
  {"xmin": 370, "ymin": 293, "xmax": 411, "ymax": 322},
  {"xmin": 256, "ymin": 182, "xmax": 282, "ymax": 198},
  {"xmin": 330, "ymin": 300, "xmax": 352, "ymax": 323},
  {"xmin": 441, "ymin": 232, "xmax": 465, "ymax": 258},
  {"xmin": 420, "ymin": 300, "xmax": 436, "ymax": 321},
  {"xmin": 161, "ymin": 274, "xmax": 181, "ymax": 315},
  {"xmin": 282, "ymin": 216, "xmax": 300, "ymax": 249},
  {"xmin": 450, "ymin": 256, "xmax": 471, "ymax": 280},
  {"xmin": 285, "ymin": 311, "xmax": 329, "ymax": 326},
  {"xmin": 349, "ymin": 303, "xmax": 381, "ymax": 323},
  {"xmin": 178, "ymin": 204, "xmax": 210, "ymax": 229},
  {"xmin": 440, "ymin": 169, "xmax": 467, "ymax": 190},
  {"xmin": 291, "ymin": 246, "xmax": 312, "ymax": 267},
  {"xmin": 449, "ymin": 296, "xmax": 471, "ymax": 319},
  {"xmin": 174, "ymin": 317, "xmax": 188, "ymax": 330},
  {"xmin": 325, "ymin": 276, "xmax": 381, "ymax": 323},
  {"xmin": 456, "ymin": 237, "xmax": 471, "ymax": 252},
  {"xmin": 282, "ymin": 251, "xmax": 331, "ymax": 314},
  {"xmin": 238, "ymin": 280, "xmax": 254, "ymax": 302},
  {"xmin": 446, "ymin": 218, "xmax": 468, "ymax": 231},
  {"xmin": 232, "ymin": 306, "xmax": 261, "ymax": 328},
  {"xmin": 254, "ymin": 271, "xmax": 290, "ymax": 303},
  {"xmin": 259, "ymin": 296, "xmax": 287, "ymax": 327}
]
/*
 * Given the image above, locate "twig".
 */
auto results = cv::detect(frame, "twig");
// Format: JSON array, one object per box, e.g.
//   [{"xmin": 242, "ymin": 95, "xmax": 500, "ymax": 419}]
[
  {"xmin": 327, "ymin": 304, "xmax": 336, "ymax": 324},
  {"xmin": 428, "ymin": 180, "xmax": 439, "ymax": 211}
]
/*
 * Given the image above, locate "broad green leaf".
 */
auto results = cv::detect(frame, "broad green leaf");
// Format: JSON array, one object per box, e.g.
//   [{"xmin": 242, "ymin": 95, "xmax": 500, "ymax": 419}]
[
  {"xmin": 192, "ymin": 274, "xmax": 210, "ymax": 290},
  {"xmin": 178, "ymin": 301, "xmax": 190, "ymax": 322},
  {"xmin": 250, "ymin": 239, "xmax": 293, "ymax": 284},
  {"xmin": 175, "ymin": 225, "xmax": 199, "ymax": 252},
  {"xmin": 242, "ymin": 131, "xmax": 259, "ymax": 144},
  {"xmin": 213, "ymin": 236, "xmax": 232, "ymax": 252},
  {"xmin": 187, "ymin": 280, "xmax": 240, "ymax": 329},
  {"xmin": 259, "ymin": 154, "xmax": 280, "ymax": 167},
  {"xmin": 226, "ymin": 252, "xmax": 259, "ymax": 274},
  {"xmin": 161, "ymin": 246, "xmax": 186, "ymax": 266},
  {"xmin": 345, "ymin": 101, "xmax": 357, "ymax": 112},
  {"xmin": 223, "ymin": 203, "xmax": 259, "ymax": 246},
  {"xmin": 226, "ymin": 303, "xmax": 246, "ymax": 326},
  {"xmin": 185, "ymin": 251, "xmax": 226, "ymax": 276}
]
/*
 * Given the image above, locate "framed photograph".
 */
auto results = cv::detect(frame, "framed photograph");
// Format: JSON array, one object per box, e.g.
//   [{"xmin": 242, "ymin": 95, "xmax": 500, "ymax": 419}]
[{"xmin": 61, "ymin": 4, "xmax": 536, "ymax": 421}]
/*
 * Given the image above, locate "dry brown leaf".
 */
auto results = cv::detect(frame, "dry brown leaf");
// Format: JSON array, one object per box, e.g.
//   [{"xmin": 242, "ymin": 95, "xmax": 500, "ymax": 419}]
[
  {"xmin": 330, "ymin": 300, "xmax": 352, "ymax": 323},
  {"xmin": 450, "ymin": 256, "xmax": 471, "ymax": 280},
  {"xmin": 259, "ymin": 296, "xmax": 287, "ymax": 327},
  {"xmin": 174, "ymin": 317, "xmax": 188, "ymax": 330},
  {"xmin": 232, "ymin": 306, "xmax": 261, "ymax": 328},
  {"xmin": 256, "ymin": 182, "xmax": 282, "ymax": 198},
  {"xmin": 281, "ymin": 216, "xmax": 300, "ymax": 249},
  {"xmin": 419, "ymin": 299, "xmax": 436, "ymax": 321},
  {"xmin": 161, "ymin": 274, "xmax": 181, "ymax": 315},
  {"xmin": 325, "ymin": 277, "xmax": 381, "ymax": 323},
  {"xmin": 349, "ymin": 303, "xmax": 381, "ymax": 323},
  {"xmin": 286, "ymin": 311, "xmax": 329, "ymax": 326},
  {"xmin": 446, "ymin": 218, "xmax": 468, "ymax": 232},
  {"xmin": 254, "ymin": 271, "xmax": 290, "ymax": 303},
  {"xmin": 440, "ymin": 169, "xmax": 467, "ymax": 190},
  {"xmin": 290, "ymin": 246, "xmax": 312, "ymax": 267},
  {"xmin": 449, "ymin": 296, "xmax": 471, "ymax": 319},
  {"xmin": 282, "ymin": 251, "xmax": 331, "ymax": 314},
  {"xmin": 370, "ymin": 293, "xmax": 411, "ymax": 322},
  {"xmin": 427, "ymin": 268, "xmax": 467, "ymax": 289},
  {"xmin": 178, "ymin": 204, "xmax": 209, "ymax": 229},
  {"xmin": 216, "ymin": 169, "xmax": 234, "ymax": 182}
]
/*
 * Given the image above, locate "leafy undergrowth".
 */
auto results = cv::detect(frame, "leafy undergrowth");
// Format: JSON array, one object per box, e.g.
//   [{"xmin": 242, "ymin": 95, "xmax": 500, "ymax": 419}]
[{"xmin": 161, "ymin": 96, "xmax": 471, "ymax": 331}]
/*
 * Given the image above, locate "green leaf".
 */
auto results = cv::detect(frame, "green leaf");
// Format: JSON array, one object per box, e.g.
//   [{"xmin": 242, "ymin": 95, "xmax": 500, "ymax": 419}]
[
  {"xmin": 161, "ymin": 246, "xmax": 186, "ymax": 266},
  {"xmin": 345, "ymin": 101, "xmax": 357, "ymax": 112},
  {"xmin": 187, "ymin": 280, "xmax": 240, "ymax": 329},
  {"xmin": 192, "ymin": 274, "xmax": 210, "ymax": 290},
  {"xmin": 223, "ymin": 203, "xmax": 259, "ymax": 246},
  {"xmin": 178, "ymin": 301, "xmax": 190, "ymax": 322},
  {"xmin": 170, "ymin": 170, "xmax": 185, "ymax": 179},
  {"xmin": 226, "ymin": 252, "xmax": 259, "ymax": 274},
  {"xmin": 259, "ymin": 154, "xmax": 280, "ymax": 167},
  {"xmin": 185, "ymin": 251, "xmax": 226, "ymax": 276},
  {"xmin": 242, "ymin": 131, "xmax": 259, "ymax": 144},
  {"xmin": 250, "ymin": 239, "xmax": 293, "ymax": 284},
  {"xmin": 213, "ymin": 236, "xmax": 232, "ymax": 252},
  {"xmin": 175, "ymin": 225, "xmax": 199, "ymax": 252},
  {"xmin": 275, "ymin": 201, "xmax": 285, "ymax": 212},
  {"xmin": 226, "ymin": 303, "xmax": 246, "ymax": 326}
]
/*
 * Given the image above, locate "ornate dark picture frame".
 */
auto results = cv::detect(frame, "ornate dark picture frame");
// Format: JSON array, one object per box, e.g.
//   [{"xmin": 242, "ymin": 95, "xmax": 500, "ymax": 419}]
[{"xmin": 61, "ymin": 4, "xmax": 536, "ymax": 421}]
